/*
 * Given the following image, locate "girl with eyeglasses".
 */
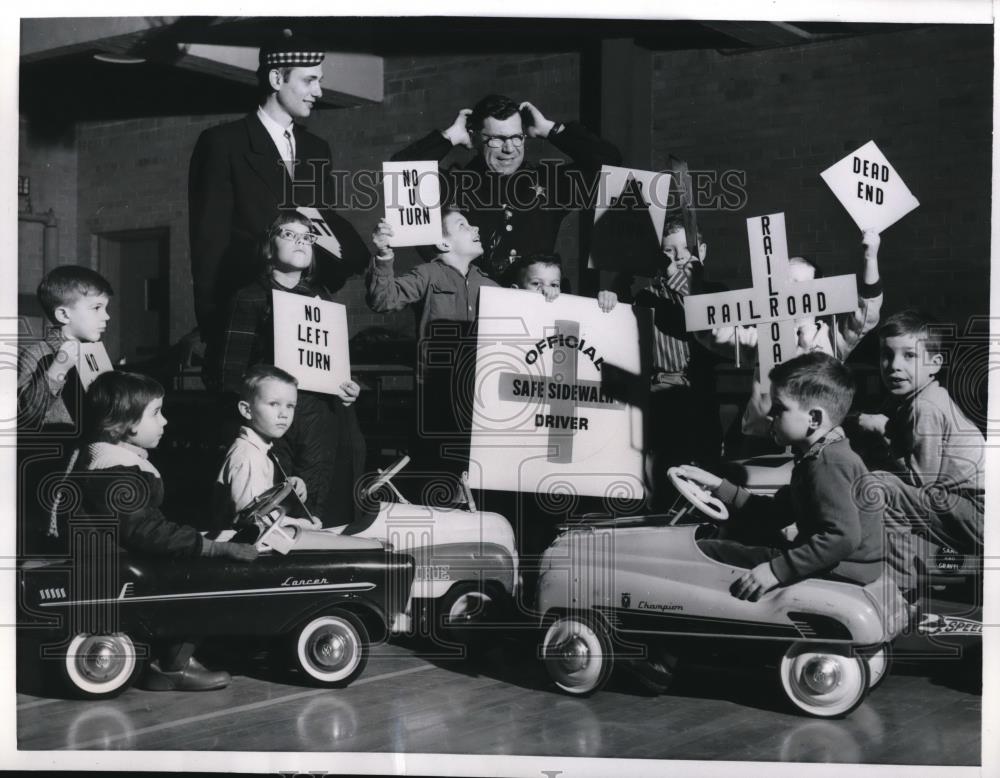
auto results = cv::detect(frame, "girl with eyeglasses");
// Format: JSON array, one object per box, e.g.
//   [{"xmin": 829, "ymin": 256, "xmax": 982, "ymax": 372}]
[{"xmin": 215, "ymin": 212, "xmax": 368, "ymax": 530}]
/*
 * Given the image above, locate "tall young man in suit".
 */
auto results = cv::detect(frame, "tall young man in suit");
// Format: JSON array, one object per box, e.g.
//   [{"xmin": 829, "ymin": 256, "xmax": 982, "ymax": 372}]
[{"xmin": 188, "ymin": 30, "xmax": 368, "ymax": 387}]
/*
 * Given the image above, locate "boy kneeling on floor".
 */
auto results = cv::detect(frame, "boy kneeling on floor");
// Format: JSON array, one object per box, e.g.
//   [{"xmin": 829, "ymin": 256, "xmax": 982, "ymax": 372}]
[{"xmin": 677, "ymin": 352, "xmax": 883, "ymax": 600}]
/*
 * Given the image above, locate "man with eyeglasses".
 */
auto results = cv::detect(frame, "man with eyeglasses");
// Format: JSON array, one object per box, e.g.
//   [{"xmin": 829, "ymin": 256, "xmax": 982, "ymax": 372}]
[
  {"xmin": 188, "ymin": 29, "xmax": 368, "ymax": 388},
  {"xmin": 392, "ymin": 94, "xmax": 621, "ymax": 281}
]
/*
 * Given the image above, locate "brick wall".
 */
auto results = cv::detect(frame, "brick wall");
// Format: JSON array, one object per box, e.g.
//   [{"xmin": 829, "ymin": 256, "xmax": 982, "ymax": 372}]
[
  {"xmin": 651, "ymin": 25, "xmax": 993, "ymax": 332},
  {"xmin": 68, "ymin": 51, "xmax": 581, "ymax": 344},
  {"xmin": 21, "ymin": 25, "xmax": 993, "ymax": 352},
  {"xmin": 18, "ymin": 115, "xmax": 79, "ymax": 295}
]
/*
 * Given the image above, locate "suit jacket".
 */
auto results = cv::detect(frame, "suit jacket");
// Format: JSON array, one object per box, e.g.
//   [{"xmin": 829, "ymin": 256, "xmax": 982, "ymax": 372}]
[{"xmin": 188, "ymin": 114, "xmax": 369, "ymax": 338}]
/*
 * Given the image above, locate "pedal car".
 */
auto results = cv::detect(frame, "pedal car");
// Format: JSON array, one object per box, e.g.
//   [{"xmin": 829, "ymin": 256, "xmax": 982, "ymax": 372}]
[
  {"xmin": 18, "ymin": 482, "xmax": 414, "ymax": 699},
  {"xmin": 535, "ymin": 467, "xmax": 908, "ymax": 718},
  {"xmin": 353, "ymin": 456, "xmax": 519, "ymax": 644},
  {"xmin": 734, "ymin": 454, "xmax": 984, "ymax": 674}
]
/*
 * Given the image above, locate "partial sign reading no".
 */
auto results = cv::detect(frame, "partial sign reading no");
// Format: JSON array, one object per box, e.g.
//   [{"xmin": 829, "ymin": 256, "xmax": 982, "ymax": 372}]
[
  {"xmin": 78, "ymin": 341, "xmax": 113, "ymax": 390},
  {"xmin": 272, "ymin": 289, "xmax": 351, "ymax": 395},
  {"xmin": 382, "ymin": 160, "xmax": 442, "ymax": 247}
]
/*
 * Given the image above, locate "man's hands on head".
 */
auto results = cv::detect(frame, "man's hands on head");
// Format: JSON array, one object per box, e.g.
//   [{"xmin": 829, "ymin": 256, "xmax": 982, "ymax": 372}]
[
  {"xmin": 519, "ymin": 102, "xmax": 556, "ymax": 138},
  {"xmin": 442, "ymin": 109, "xmax": 474, "ymax": 148}
]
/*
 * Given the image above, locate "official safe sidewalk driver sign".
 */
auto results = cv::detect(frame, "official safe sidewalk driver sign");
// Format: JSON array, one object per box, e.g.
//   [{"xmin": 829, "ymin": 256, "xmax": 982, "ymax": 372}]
[
  {"xmin": 272, "ymin": 289, "xmax": 351, "ymax": 394},
  {"xmin": 820, "ymin": 140, "xmax": 919, "ymax": 233},
  {"xmin": 469, "ymin": 287, "xmax": 644, "ymax": 499}
]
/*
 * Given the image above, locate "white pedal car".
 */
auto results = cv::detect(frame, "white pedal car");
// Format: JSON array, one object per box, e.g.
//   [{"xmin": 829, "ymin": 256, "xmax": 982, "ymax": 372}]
[
  {"xmin": 250, "ymin": 457, "xmax": 519, "ymax": 646},
  {"xmin": 536, "ymin": 467, "xmax": 908, "ymax": 718}
]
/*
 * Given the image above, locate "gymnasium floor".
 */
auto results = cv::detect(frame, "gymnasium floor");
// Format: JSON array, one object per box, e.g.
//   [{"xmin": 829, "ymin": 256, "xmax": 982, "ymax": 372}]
[{"xmin": 16, "ymin": 634, "xmax": 981, "ymax": 764}]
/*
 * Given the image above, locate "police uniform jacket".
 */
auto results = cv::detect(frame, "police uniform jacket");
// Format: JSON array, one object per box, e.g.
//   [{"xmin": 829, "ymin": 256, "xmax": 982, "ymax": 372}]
[{"xmin": 392, "ymin": 122, "xmax": 621, "ymax": 280}]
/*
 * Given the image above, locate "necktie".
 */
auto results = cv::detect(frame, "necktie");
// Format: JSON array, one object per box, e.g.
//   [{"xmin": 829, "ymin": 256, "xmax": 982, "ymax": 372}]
[{"xmin": 283, "ymin": 130, "xmax": 295, "ymax": 178}]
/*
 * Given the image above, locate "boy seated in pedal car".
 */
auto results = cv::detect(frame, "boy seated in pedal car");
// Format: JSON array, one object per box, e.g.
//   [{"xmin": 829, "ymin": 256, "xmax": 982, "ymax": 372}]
[
  {"xmin": 213, "ymin": 364, "xmax": 322, "ymax": 538},
  {"xmin": 676, "ymin": 352, "xmax": 883, "ymax": 601},
  {"xmin": 78, "ymin": 371, "xmax": 257, "ymax": 691}
]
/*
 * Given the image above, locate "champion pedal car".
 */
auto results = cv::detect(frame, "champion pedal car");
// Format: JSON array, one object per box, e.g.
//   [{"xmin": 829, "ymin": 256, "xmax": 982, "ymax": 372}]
[
  {"xmin": 535, "ymin": 467, "xmax": 908, "ymax": 718},
  {"xmin": 737, "ymin": 453, "xmax": 984, "ymax": 680},
  {"xmin": 19, "ymin": 482, "xmax": 414, "ymax": 699}
]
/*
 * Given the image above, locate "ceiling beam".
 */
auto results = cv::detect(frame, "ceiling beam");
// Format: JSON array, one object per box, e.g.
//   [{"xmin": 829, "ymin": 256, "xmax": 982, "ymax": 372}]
[{"xmin": 698, "ymin": 20, "xmax": 815, "ymax": 48}]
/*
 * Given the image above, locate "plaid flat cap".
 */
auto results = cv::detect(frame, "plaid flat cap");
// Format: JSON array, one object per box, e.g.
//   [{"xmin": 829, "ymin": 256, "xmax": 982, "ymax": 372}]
[{"xmin": 259, "ymin": 28, "xmax": 325, "ymax": 68}]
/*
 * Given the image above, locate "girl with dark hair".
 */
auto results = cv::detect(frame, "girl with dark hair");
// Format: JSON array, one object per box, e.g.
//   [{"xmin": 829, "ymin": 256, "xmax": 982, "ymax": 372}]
[
  {"xmin": 77, "ymin": 371, "xmax": 257, "ymax": 691},
  {"xmin": 216, "ymin": 214, "xmax": 368, "ymax": 530}
]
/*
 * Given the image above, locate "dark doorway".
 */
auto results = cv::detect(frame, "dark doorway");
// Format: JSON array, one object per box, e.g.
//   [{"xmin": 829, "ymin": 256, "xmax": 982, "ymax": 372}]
[{"xmin": 97, "ymin": 228, "xmax": 170, "ymax": 365}]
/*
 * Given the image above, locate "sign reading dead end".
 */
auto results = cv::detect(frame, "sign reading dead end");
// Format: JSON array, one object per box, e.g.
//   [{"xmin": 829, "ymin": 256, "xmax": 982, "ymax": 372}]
[
  {"xmin": 382, "ymin": 161, "xmax": 442, "ymax": 247},
  {"xmin": 820, "ymin": 140, "xmax": 919, "ymax": 232},
  {"xmin": 78, "ymin": 341, "xmax": 113, "ymax": 390},
  {"xmin": 272, "ymin": 290, "xmax": 351, "ymax": 394},
  {"xmin": 469, "ymin": 288, "xmax": 644, "ymax": 499}
]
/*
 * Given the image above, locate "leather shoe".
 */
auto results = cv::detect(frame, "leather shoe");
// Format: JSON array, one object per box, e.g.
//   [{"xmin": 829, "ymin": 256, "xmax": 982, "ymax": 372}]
[{"xmin": 139, "ymin": 656, "xmax": 231, "ymax": 691}]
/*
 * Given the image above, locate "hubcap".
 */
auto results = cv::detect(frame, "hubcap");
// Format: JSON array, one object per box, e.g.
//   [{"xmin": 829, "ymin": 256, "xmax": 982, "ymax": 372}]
[
  {"xmin": 550, "ymin": 637, "xmax": 590, "ymax": 673},
  {"xmin": 310, "ymin": 627, "xmax": 353, "ymax": 671},
  {"xmin": 79, "ymin": 637, "xmax": 128, "ymax": 683},
  {"xmin": 544, "ymin": 619, "xmax": 607, "ymax": 693},
  {"xmin": 802, "ymin": 656, "xmax": 842, "ymax": 694}
]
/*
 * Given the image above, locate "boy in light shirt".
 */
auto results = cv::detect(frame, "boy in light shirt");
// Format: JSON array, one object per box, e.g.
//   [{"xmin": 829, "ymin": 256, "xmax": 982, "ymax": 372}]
[{"xmin": 214, "ymin": 365, "xmax": 319, "ymax": 533}]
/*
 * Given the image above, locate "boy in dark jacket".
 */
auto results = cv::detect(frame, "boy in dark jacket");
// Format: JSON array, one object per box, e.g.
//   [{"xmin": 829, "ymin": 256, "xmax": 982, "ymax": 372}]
[{"xmin": 677, "ymin": 353, "xmax": 883, "ymax": 600}]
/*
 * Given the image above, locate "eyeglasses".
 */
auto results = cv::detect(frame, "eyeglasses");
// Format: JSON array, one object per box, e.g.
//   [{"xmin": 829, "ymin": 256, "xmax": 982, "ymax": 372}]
[
  {"xmin": 481, "ymin": 133, "xmax": 526, "ymax": 149},
  {"xmin": 274, "ymin": 228, "xmax": 319, "ymax": 245}
]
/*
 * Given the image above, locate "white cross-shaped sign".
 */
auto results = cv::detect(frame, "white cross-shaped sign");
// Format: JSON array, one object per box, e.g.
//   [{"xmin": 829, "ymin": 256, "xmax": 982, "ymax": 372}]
[{"xmin": 683, "ymin": 213, "xmax": 859, "ymax": 391}]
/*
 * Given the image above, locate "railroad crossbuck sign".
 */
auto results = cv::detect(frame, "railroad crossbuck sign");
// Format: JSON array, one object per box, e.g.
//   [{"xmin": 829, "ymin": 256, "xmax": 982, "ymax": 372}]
[
  {"xmin": 469, "ymin": 287, "xmax": 644, "ymax": 499},
  {"xmin": 820, "ymin": 140, "xmax": 919, "ymax": 233},
  {"xmin": 272, "ymin": 289, "xmax": 351, "ymax": 394},
  {"xmin": 683, "ymin": 213, "xmax": 858, "ymax": 391},
  {"xmin": 382, "ymin": 160, "xmax": 443, "ymax": 247}
]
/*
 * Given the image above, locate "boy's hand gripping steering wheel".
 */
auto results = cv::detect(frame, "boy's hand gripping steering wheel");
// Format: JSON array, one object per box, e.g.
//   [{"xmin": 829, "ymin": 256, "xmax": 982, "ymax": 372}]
[
  {"xmin": 238, "ymin": 482, "xmax": 299, "ymax": 554},
  {"xmin": 667, "ymin": 467, "xmax": 729, "ymax": 522}
]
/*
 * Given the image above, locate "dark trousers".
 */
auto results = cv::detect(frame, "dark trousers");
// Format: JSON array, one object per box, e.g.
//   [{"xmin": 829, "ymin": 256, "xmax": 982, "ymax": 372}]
[
  {"xmin": 159, "ymin": 640, "xmax": 198, "ymax": 671},
  {"xmin": 647, "ymin": 384, "xmax": 722, "ymax": 510},
  {"xmin": 410, "ymin": 327, "xmax": 478, "ymax": 497},
  {"xmin": 697, "ymin": 514, "xmax": 790, "ymax": 570},
  {"xmin": 274, "ymin": 392, "xmax": 367, "ymax": 528}
]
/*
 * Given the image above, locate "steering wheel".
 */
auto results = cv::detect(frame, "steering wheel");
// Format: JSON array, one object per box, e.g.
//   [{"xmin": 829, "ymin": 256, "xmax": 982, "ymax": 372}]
[
  {"xmin": 238, "ymin": 481, "xmax": 294, "ymax": 525},
  {"xmin": 667, "ymin": 467, "xmax": 729, "ymax": 522},
  {"xmin": 363, "ymin": 455, "xmax": 410, "ymax": 499}
]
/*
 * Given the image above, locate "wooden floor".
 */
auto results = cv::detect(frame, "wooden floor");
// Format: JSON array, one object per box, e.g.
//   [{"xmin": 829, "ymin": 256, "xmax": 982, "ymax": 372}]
[{"xmin": 16, "ymin": 635, "xmax": 981, "ymax": 764}]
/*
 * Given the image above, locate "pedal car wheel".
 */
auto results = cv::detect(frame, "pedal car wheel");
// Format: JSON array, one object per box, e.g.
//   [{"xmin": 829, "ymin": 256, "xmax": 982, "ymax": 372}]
[
  {"xmin": 779, "ymin": 642, "xmax": 869, "ymax": 718},
  {"xmin": 62, "ymin": 633, "xmax": 141, "ymax": 699},
  {"xmin": 542, "ymin": 615, "xmax": 614, "ymax": 697},
  {"xmin": 293, "ymin": 611, "xmax": 369, "ymax": 687},
  {"xmin": 864, "ymin": 644, "xmax": 891, "ymax": 690}
]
